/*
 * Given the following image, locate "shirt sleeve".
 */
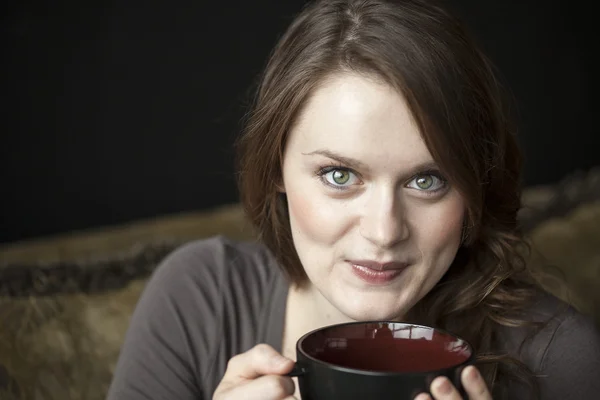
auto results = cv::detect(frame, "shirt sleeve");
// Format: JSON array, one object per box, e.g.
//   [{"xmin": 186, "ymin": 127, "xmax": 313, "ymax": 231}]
[
  {"xmin": 106, "ymin": 239, "xmax": 225, "ymax": 400},
  {"xmin": 536, "ymin": 307, "xmax": 600, "ymax": 399}
]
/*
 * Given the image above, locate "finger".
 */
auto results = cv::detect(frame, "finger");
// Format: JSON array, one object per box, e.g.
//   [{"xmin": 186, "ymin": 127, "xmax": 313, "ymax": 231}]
[
  {"xmin": 414, "ymin": 393, "xmax": 433, "ymax": 400},
  {"xmin": 430, "ymin": 376, "xmax": 462, "ymax": 399},
  {"xmin": 221, "ymin": 374, "xmax": 295, "ymax": 400},
  {"xmin": 461, "ymin": 366, "xmax": 492, "ymax": 400},
  {"xmin": 226, "ymin": 344, "xmax": 294, "ymax": 380}
]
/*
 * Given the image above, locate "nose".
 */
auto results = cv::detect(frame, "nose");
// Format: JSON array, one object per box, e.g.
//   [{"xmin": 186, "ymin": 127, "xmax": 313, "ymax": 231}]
[{"xmin": 359, "ymin": 187, "xmax": 409, "ymax": 249}]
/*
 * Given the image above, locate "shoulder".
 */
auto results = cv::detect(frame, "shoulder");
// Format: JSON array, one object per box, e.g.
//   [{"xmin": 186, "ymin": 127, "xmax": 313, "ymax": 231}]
[
  {"xmin": 501, "ymin": 290, "xmax": 599, "ymax": 362},
  {"xmin": 112, "ymin": 236, "xmax": 287, "ymax": 398},
  {"xmin": 498, "ymin": 290, "xmax": 600, "ymax": 399},
  {"xmin": 149, "ymin": 235, "xmax": 282, "ymax": 295},
  {"xmin": 535, "ymin": 297, "xmax": 600, "ymax": 398},
  {"xmin": 146, "ymin": 235, "xmax": 288, "ymax": 344},
  {"xmin": 142, "ymin": 235, "xmax": 287, "ymax": 333}
]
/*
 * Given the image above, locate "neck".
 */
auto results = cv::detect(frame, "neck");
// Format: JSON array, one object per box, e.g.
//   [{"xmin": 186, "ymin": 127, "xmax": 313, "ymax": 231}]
[{"xmin": 283, "ymin": 283, "xmax": 355, "ymax": 350}]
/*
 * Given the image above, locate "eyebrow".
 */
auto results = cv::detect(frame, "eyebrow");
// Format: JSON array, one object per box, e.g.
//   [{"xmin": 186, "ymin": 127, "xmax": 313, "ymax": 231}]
[
  {"xmin": 302, "ymin": 149, "xmax": 440, "ymax": 178},
  {"xmin": 302, "ymin": 149, "xmax": 369, "ymax": 170}
]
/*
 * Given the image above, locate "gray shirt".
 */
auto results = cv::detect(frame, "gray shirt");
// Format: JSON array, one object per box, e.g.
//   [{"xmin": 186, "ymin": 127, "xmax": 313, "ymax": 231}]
[{"xmin": 107, "ymin": 236, "xmax": 600, "ymax": 399}]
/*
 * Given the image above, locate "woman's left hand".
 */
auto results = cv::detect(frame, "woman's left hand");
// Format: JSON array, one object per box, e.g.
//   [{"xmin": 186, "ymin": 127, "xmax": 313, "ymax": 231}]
[{"xmin": 414, "ymin": 365, "xmax": 492, "ymax": 400}]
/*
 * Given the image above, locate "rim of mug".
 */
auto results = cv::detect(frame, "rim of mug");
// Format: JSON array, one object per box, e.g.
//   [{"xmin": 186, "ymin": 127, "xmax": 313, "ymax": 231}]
[{"xmin": 295, "ymin": 320, "xmax": 476, "ymax": 377}]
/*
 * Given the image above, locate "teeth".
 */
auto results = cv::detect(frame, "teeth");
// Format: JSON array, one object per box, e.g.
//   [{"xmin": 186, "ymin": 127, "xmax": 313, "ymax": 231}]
[{"xmin": 354, "ymin": 264, "xmax": 386, "ymax": 273}]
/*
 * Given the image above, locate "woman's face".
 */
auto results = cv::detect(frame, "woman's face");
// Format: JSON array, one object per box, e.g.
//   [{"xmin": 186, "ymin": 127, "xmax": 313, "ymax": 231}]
[{"xmin": 281, "ymin": 73, "xmax": 466, "ymax": 322}]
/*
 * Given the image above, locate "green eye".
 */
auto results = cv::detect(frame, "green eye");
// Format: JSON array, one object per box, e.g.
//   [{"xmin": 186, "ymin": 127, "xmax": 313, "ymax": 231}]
[
  {"xmin": 407, "ymin": 172, "xmax": 447, "ymax": 194},
  {"xmin": 318, "ymin": 167, "xmax": 359, "ymax": 189},
  {"xmin": 332, "ymin": 170, "xmax": 350, "ymax": 185},
  {"xmin": 415, "ymin": 175, "xmax": 433, "ymax": 190}
]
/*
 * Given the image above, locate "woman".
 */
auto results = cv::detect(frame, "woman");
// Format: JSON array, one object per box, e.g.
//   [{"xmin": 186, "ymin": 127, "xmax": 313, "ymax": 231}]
[{"xmin": 107, "ymin": 0, "xmax": 600, "ymax": 399}]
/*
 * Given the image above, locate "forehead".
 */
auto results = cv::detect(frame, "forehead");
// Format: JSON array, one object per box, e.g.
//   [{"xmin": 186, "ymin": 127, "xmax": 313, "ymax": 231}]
[{"xmin": 286, "ymin": 73, "xmax": 432, "ymax": 167}]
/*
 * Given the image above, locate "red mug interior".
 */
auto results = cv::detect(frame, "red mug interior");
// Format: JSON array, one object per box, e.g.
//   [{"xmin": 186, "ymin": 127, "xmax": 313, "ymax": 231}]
[{"xmin": 298, "ymin": 322, "xmax": 472, "ymax": 373}]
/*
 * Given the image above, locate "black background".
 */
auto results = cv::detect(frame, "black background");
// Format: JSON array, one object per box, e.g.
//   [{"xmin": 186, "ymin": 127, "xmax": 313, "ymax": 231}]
[{"xmin": 1, "ymin": 0, "xmax": 597, "ymax": 244}]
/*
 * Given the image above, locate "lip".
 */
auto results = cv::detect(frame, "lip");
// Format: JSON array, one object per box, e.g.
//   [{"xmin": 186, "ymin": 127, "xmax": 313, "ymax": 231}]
[
  {"xmin": 347, "ymin": 260, "xmax": 409, "ymax": 271},
  {"xmin": 347, "ymin": 260, "xmax": 409, "ymax": 285}
]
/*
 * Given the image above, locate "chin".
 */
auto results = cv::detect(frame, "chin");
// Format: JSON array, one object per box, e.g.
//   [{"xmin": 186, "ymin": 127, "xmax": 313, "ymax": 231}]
[
  {"xmin": 347, "ymin": 311, "xmax": 405, "ymax": 323},
  {"xmin": 338, "ymin": 303, "xmax": 408, "ymax": 323},
  {"xmin": 329, "ymin": 286, "xmax": 418, "ymax": 323}
]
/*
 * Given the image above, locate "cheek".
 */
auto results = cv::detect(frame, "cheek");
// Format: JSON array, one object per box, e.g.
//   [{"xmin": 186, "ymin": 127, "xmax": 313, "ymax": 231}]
[
  {"xmin": 414, "ymin": 196, "xmax": 465, "ymax": 250},
  {"xmin": 286, "ymin": 188, "xmax": 349, "ymax": 246}
]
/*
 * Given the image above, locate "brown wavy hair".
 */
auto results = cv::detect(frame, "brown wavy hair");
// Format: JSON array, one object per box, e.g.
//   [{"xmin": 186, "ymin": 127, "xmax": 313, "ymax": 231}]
[{"xmin": 237, "ymin": 0, "xmax": 545, "ymax": 396}]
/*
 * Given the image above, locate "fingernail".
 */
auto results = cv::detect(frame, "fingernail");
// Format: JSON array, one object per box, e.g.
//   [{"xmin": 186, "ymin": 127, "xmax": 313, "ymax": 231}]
[
  {"xmin": 435, "ymin": 377, "xmax": 452, "ymax": 394},
  {"xmin": 466, "ymin": 366, "xmax": 479, "ymax": 382}
]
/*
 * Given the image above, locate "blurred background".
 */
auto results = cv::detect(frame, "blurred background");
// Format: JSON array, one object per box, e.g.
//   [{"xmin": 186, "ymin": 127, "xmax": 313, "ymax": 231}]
[
  {"xmin": 1, "ymin": 1, "xmax": 599, "ymax": 399},
  {"xmin": 2, "ymin": 0, "xmax": 597, "ymax": 244}
]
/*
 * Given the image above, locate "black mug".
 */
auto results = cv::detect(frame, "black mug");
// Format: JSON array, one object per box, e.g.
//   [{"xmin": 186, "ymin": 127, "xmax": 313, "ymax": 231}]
[{"xmin": 287, "ymin": 321, "xmax": 474, "ymax": 400}]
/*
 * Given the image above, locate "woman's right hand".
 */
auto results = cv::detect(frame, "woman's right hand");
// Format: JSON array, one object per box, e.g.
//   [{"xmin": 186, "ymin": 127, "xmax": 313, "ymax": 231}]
[{"xmin": 213, "ymin": 344, "xmax": 297, "ymax": 400}]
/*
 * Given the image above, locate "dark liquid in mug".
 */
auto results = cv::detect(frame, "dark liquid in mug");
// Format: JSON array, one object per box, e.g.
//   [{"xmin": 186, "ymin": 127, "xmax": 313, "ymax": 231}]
[{"xmin": 301, "ymin": 323, "xmax": 471, "ymax": 373}]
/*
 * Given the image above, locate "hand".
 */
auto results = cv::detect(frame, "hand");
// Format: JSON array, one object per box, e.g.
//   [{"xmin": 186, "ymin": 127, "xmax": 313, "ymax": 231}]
[
  {"xmin": 415, "ymin": 366, "xmax": 492, "ymax": 400},
  {"xmin": 213, "ymin": 344, "xmax": 297, "ymax": 400}
]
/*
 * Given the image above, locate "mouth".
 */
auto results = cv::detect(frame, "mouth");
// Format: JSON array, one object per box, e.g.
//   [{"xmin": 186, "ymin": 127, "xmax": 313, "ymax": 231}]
[
  {"xmin": 346, "ymin": 260, "xmax": 409, "ymax": 285},
  {"xmin": 347, "ymin": 259, "xmax": 410, "ymax": 271}
]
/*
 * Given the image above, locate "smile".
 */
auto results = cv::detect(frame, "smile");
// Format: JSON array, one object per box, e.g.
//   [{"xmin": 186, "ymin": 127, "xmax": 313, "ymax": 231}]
[{"xmin": 347, "ymin": 260, "xmax": 409, "ymax": 285}]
